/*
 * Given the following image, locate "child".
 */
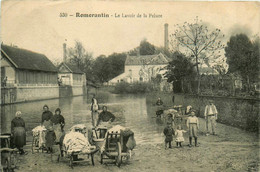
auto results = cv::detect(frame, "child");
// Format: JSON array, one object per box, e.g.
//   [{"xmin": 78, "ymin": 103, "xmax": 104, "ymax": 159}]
[
  {"xmin": 45, "ymin": 125, "xmax": 56, "ymax": 153},
  {"xmin": 175, "ymin": 125, "xmax": 187, "ymax": 147},
  {"xmin": 165, "ymin": 113, "xmax": 174, "ymax": 125},
  {"xmin": 186, "ymin": 111, "xmax": 199, "ymax": 147},
  {"xmin": 163, "ymin": 122, "xmax": 175, "ymax": 149}
]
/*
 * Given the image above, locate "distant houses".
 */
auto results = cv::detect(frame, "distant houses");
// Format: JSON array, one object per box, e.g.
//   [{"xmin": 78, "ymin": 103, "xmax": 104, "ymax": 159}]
[
  {"xmin": 108, "ymin": 53, "xmax": 172, "ymax": 91},
  {"xmin": 109, "ymin": 53, "xmax": 169, "ymax": 84},
  {"xmin": 58, "ymin": 62, "xmax": 86, "ymax": 86}
]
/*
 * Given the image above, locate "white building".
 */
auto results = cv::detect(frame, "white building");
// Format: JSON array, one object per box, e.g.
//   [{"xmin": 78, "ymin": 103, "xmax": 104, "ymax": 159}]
[
  {"xmin": 109, "ymin": 53, "xmax": 170, "ymax": 85},
  {"xmin": 58, "ymin": 62, "xmax": 86, "ymax": 86}
]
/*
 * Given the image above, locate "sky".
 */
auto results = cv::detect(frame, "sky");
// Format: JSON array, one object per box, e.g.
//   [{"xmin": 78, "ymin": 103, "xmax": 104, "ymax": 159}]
[{"xmin": 1, "ymin": 1, "xmax": 259, "ymax": 63}]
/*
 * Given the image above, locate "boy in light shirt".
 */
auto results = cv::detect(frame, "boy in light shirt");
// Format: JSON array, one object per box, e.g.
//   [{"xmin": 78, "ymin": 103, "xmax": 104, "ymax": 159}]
[{"xmin": 186, "ymin": 111, "xmax": 199, "ymax": 147}]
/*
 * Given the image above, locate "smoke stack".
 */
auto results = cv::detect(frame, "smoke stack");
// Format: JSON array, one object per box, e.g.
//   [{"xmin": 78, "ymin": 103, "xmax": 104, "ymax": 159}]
[
  {"xmin": 164, "ymin": 23, "xmax": 169, "ymax": 50},
  {"xmin": 63, "ymin": 43, "xmax": 67, "ymax": 62}
]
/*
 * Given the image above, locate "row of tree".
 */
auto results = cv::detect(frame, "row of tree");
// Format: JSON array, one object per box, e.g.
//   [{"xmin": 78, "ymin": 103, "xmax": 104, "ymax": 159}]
[
  {"xmin": 62, "ymin": 17, "xmax": 259, "ymax": 95},
  {"xmin": 65, "ymin": 42, "xmax": 127, "ymax": 83}
]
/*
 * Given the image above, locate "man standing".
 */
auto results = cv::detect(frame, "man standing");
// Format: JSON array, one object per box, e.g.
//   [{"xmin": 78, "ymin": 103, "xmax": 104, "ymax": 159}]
[
  {"xmin": 204, "ymin": 100, "xmax": 218, "ymax": 135},
  {"xmin": 91, "ymin": 94, "xmax": 99, "ymax": 127},
  {"xmin": 186, "ymin": 111, "xmax": 199, "ymax": 147}
]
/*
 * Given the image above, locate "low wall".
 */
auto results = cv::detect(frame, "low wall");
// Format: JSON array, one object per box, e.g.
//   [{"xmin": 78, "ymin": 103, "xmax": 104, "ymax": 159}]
[
  {"xmin": 1, "ymin": 85, "xmax": 87, "ymax": 105},
  {"xmin": 1, "ymin": 86, "xmax": 59, "ymax": 104},
  {"xmin": 146, "ymin": 92, "xmax": 259, "ymax": 132}
]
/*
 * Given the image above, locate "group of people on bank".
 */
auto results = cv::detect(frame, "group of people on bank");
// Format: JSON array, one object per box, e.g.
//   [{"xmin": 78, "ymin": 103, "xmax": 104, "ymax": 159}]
[
  {"xmin": 10, "ymin": 94, "xmax": 116, "ymax": 155},
  {"xmin": 156, "ymin": 97, "xmax": 218, "ymax": 149},
  {"xmin": 11, "ymin": 105, "xmax": 65, "ymax": 155}
]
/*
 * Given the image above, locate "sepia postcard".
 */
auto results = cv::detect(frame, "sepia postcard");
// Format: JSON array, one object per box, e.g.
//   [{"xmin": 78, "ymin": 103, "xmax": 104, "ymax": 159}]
[{"xmin": 0, "ymin": 1, "xmax": 259, "ymax": 172}]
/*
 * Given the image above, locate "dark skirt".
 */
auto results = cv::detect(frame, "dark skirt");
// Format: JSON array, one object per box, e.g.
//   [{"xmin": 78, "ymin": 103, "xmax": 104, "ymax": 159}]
[
  {"xmin": 45, "ymin": 131, "xmax": 56, "ymax": 148},
  {"xmin": 13, "ymin": 127, "xmax": 26, "ymax": 148}
]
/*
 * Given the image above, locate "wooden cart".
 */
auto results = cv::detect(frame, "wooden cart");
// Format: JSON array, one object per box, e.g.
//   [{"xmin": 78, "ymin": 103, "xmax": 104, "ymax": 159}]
[
  {"xmin": 1, "ymin": 134, "xmax": 18, "ymax": 171},
  {"xmin": 100, "ymin": 130, "xmax": 130, "ymax": 167},
  {"xmin": 31, "ymin": 130, "xmax": 46, "ymax": 153},
  {"xmin": 92, "ymin": 127, "xmax": 107, "ymax": 150},
  {"xmin": 58, "ymin": 127, "xmax": 99, "ymax": 169},
  {"xmin": 62, "ymin": 147, "xmax": 99, "ymax": 169}
]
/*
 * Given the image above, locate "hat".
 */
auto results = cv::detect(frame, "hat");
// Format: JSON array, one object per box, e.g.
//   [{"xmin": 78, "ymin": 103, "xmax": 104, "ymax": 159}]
[
  {"xmin": 43, "ymin": 104, "xmax": 49, "ymax": 109},
  {"xmin": 15, "ymin": 111, "xmax": 22, "ymax": 117},
  {"xmin": 55, "ymin": 108, "xmax": 61, "ymax": 113}
]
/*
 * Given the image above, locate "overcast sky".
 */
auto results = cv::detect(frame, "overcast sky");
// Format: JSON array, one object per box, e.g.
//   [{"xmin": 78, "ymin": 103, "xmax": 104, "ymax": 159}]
[{"xmin": 1, "ymin": 1, "xmax": 259, "ymax": 62}]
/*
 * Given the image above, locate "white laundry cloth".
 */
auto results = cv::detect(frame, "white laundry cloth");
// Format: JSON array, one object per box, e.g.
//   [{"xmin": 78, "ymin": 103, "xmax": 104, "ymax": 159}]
[
  {"xmin": 32, "ymin": 125, "xmax": 47, "ymax": 147},
  {"xmin": 63, "ymin": 131, "xmax": 95, "ymax": 154}
]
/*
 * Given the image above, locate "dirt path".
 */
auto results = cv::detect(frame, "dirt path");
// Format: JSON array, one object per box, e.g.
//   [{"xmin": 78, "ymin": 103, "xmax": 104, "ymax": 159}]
[{"xmin": 13, "ymin": 118, "xmax": 258, "ymax": 172}]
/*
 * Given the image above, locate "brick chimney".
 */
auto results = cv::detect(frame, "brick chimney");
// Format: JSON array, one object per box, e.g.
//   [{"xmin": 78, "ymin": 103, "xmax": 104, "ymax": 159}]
[
  {"xmin": 63, "ymin": 42, "xmax": 67, "ymax": 62},
  {"xmin": 164, "ymin": 23, "xmax": 169, "ymax": 50}
]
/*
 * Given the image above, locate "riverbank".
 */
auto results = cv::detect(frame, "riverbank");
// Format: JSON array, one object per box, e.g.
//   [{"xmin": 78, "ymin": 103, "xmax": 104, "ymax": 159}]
[
  {"xmin": 146, "ymin": 91, "xmax": 259, "ymax": 132},
  {"xmin": 13, "ymin": 117, "xmax": 258, "ymax": 172},
  {"xmin": 2, "ymin": 91, "xmax": 259, "ymax": 171}
]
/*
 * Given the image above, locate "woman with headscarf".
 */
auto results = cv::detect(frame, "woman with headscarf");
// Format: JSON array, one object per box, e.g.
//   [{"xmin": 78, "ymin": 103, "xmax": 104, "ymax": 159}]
[
  {"xmin": 41, "ymin": 104, "xmax": 53, "ymax": 126},
  {"xmin": 11, "ymin": 111, "xmax": 26, "ymax": 155},
  {"xmin": 51, "ymin": 108, "xmax": 65, "ymax": 144}
]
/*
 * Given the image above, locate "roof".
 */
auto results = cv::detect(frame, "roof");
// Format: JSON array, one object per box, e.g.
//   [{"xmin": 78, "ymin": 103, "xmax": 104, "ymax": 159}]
[
  {"xmin": 58, "ymin": 62, "xmax": 84, "ymax": 74},
  {"xmin": 125, "ymin": 53, "xmax": 169, "ymax": 65},
  {"xmin": 1, "ymin": 44, "xmax": 57, "ymax": 72}
]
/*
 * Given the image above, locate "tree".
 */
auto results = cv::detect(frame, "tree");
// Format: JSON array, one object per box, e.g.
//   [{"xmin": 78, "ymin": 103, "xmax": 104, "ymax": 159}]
[
  {"xmin": 107, "ymin": 53, "xmax": 127, "ymax": 79},
  {"xmin": 164, "ymin": 52, "xmax": 196, "ymax": 93},
  {"xmin": 128, "ymin": 39, "xmax": 156, "ymax": 56},
  {"xmin": 67, "ymin": 41, "xmax": 94, "ymax": 80},
  {"xmin": 92, "ymin": 55, "xmax": 110, "ymax": 83},
  {"xmin": 91, "ymin": 53, "xmax": 127, "ymax": 83},
  {"xmin": 171, "ymin": 17, "xmax": 225, "ymax": 93},
  {"xmin": 225, "ymin": 34, "xmax": 259, "ymax": 90},
  {"xmin": 139, "ymin": 39, "xmax": 156, "ymax": 55}
]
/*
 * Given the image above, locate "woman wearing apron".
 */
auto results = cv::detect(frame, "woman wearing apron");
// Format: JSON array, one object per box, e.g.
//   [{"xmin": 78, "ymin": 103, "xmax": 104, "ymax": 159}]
[
  {"xmin": 11, "ymin": 111, "xmax": 26, "ymax": 155},
  {"xmin": 51, "ymin": 108, "xmax": 65, "ymax": 143}
]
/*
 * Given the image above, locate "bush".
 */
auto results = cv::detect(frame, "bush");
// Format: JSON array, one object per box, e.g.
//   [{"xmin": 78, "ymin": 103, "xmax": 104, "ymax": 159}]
[{"xmin": 113, "ymin": 82, "xmax": 154, "ymax": 94}]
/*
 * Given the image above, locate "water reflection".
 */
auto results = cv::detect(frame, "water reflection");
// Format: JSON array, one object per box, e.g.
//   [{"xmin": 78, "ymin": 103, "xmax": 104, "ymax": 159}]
[{"xmin": 1, "ymin": 93, "xmax": 165, "ymax": 145}]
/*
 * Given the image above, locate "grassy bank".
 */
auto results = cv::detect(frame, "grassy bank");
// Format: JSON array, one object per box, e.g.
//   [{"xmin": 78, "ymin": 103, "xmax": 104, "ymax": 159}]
[{"xmin": 111, "ymin": 82, "xmax": 155, "ymax": 94}]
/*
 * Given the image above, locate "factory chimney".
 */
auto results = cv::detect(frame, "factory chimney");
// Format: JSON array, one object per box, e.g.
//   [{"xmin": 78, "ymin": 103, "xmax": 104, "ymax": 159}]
[
  {"xmin": 164, "ymin": 23, "xmax": 169, "ymax": 50},
  {"xmin": 63, "ymin": 42, "xmax": 67, "ymax": 62}
]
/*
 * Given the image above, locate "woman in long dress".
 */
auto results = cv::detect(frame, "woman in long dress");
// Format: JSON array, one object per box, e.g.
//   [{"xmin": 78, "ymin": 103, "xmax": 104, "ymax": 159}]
[
  {"xmin": 11, "ymin": 111, "xmax": 26, "ymax": 155},
  {"xmin": 51, "ymin": 108, "xmax": 65, "ymax": 144}
]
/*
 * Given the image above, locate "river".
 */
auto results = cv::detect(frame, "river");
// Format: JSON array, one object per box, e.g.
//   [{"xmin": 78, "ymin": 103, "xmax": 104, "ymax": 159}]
[{"xmin": 1, "ymin": 93, "xmax": 165, "ymax": 145}]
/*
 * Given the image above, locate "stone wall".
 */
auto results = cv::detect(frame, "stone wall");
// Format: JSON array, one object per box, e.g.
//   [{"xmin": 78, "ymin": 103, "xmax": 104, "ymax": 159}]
[
  {"xmin": 147, "ymin": 92, "xmax": 259, "ymax": 132},
  {"xmin": 1, "ymin": 86, "xmax": 87, "ymax": 105}
]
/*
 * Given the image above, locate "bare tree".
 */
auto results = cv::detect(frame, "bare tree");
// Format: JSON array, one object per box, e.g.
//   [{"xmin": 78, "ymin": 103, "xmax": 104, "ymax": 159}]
[
  {"xmin": 67, "ymin": 41, "xmax": 93, "ymax": 80},
  {"xmin": 171, "ymin": 17, "xmax": 225, "ymax": 93}
]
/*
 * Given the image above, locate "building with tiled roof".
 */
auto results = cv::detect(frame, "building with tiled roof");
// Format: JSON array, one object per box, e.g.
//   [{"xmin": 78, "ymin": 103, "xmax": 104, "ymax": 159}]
[
  {"xmin": 109, "ymin": 53, "xmax": 170, "ymax": 84},
  {"xmin": 1, "ymin": 44, "xmax": 58, "ymax": 87},
  {"xmin": 58, "ymin": 62, "xmax": 86, "ymax": 86}
]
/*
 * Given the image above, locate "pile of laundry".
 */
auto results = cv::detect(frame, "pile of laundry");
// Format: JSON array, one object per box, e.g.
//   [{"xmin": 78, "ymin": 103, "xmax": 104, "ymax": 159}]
[
  {"xmin": 63, "ymin": 129, "xmax": 96, "ymax": 155},
  {"xmin": 32, "ymin": 125, "xmax": 47, "ymax": 147},
  {"xmin": 100, "ymin": 125, "xmax": 136, "ymax": 153}
]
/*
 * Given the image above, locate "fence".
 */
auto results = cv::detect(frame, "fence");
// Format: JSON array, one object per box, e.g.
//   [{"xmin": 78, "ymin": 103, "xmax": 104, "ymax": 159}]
[{"xmin": 175, "ymin": 75, "xmax": 259, "ymax": 98}]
